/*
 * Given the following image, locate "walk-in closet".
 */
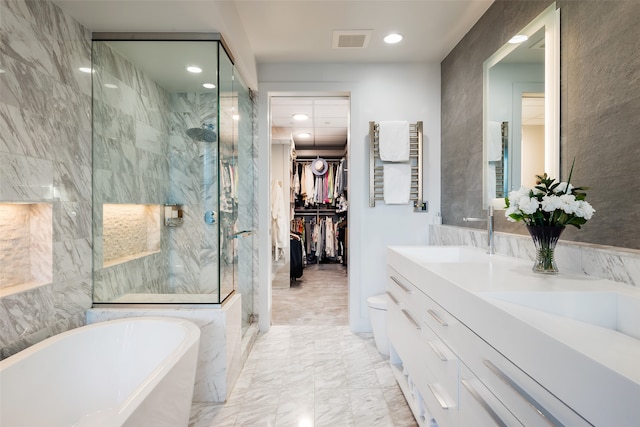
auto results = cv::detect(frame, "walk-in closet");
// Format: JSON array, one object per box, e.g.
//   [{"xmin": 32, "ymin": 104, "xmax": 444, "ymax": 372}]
[{"xmin": 270, "ymin": 95, "xmax": 349, "ymax": 325}]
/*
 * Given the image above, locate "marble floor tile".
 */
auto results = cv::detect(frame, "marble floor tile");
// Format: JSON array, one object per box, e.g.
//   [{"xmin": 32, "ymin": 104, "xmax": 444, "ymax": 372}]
[
  {"xmin": 271, "ymin": 263, "xmax": 349, "ymax": 326},
  {"xmin": 189, "ymin": 265, "xmax": 417, "ymax": 427}
]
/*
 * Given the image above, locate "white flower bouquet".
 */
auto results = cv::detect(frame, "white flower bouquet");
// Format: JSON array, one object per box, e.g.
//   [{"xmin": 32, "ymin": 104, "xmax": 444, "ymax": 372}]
[
  {"xmin": 505, "ymin": 171, "xmax": 595, "ymax": 229},
  {"xmin": 505, "ymin": 164, "xmax": 595, "ymax": 274}
]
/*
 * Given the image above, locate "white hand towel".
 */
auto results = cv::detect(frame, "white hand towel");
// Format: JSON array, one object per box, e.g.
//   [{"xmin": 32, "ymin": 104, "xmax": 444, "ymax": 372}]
[
  {"xmin": 379, "ymin": 120, "xmax": 410, "ymax": 162},
  {"xmin": 383, "ymin": 163, "xmax": 411, "ymax": 204},
  {"xmin": 487, "ymin": 120, "xmax": 503, "ymax": 161}
]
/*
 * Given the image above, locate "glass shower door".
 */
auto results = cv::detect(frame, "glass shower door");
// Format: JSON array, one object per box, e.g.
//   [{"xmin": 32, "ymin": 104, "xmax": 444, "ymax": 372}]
[
  {"xmin": 91, "ymin": 36, "xmax": 233, "ymax": 304},
  {"xmin": 218, "ymin": 47, "xmax": 237, "ymax": 301}
]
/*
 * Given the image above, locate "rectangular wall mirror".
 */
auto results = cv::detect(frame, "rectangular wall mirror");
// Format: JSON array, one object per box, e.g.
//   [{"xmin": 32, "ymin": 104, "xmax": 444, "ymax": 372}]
[{"xmin": 483, "ymin": 3, "xmax": 560, "ymax": 210}]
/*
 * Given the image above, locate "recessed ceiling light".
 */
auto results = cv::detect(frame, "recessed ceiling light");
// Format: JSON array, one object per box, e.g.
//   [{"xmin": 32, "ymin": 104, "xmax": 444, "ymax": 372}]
[
  {"xmin": 232, "ymin": 114, "xmax": 240, "ymax": 121},
  {"xmin": 186, "ymin": 66, "xmax": 202, "ymax": 74},
  {"xmin": 297, "ymin": 132, "xmax": 311, "ymax": 138},
  {"xmin": 202, "ymin": 83, "xmax": 216, "ymax": 89},
  {"xmin": 508, "ymin": 34, "xmax": 529, "ymax": 44},
  {"xmin": 79, "ymin": 67, "xmax": 94, "ymax": 73},
  {"xmin": 104, "ymin": 83, "xmax": 118, "ymax": 89},
  {"xmin": 293, "ymin": 113, "xmax": 309, "ymax": 121},
  {"xmin": 384, "ymin": 33, "xmax": 403, "ymax": 44}
]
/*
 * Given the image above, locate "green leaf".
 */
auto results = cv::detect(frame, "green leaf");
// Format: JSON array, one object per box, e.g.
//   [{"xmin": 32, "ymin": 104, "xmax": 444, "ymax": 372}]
[{"xmin": 566, "ymin": 158, "xmax": 576, "ymax": 188}]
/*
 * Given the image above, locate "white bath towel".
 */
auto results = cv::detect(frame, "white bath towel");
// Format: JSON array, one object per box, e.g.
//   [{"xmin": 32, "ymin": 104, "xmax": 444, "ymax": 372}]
[
  {"xmin": 378, "ymin": 120, "xmax": 410, "ymax": 162},
  {"xmin": 487, "ymin": 120, "xmax": 503, "ymax": 161},
  {"xmin": 486, "ymin": 163, "xmax": 497, "ymax": 200},
  {"xmin": 383, "ymin": 163, "xmax": 411, "ymax": 205}
]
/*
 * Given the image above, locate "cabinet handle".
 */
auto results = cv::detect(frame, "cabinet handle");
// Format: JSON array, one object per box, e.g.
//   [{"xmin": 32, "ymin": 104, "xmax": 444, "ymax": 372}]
[
  {"xmin": 427, "ymin": 309, "xmax": 448, "ymax": 327},
  {"xmin": 427, "ymin": 340, "xmax": 448, "ymax": 361},
  {"xmin": 390, "ymin": 276, "xmax": 412, "ymax": 294},
  {"xmin": 483, "ymin": 360, "xmax": 562, "ymax": 426},
  {"xmin": 386, "ymin": 291, "xmax": 400, "ymax": 305},
  {"xmin": 461, "ymin": 378, "xmax": 508, "ymax": 427},
  {"xmin": 401, "ymin": 309, "xmax": 421, "ymax": 330},
  {"xmin": 427, "ymin": 383, "xmax": 451, "ymax": 410}
]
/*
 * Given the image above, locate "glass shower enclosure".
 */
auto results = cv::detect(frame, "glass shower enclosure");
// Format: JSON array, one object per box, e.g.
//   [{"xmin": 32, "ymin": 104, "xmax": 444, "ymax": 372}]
[{"xmin": 91, "ymin": 34, "xmax": 255, "ymax": 326}]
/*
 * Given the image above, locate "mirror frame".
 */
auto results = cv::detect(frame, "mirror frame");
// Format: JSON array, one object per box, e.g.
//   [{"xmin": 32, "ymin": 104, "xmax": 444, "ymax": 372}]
[{"xmin": 483, "ymin": 3, "xmax": 560, "ymax": 210}]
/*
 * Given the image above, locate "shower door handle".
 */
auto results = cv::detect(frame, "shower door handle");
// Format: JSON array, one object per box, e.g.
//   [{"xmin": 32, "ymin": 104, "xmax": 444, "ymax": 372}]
[{"xmin": 204, "ymin": 211, "xmax": 216, "ymax": 225}]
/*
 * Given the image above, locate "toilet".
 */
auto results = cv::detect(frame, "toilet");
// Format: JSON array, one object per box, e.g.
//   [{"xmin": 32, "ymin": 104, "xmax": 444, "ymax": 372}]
[{"xmin": 367, "ymin": 294, "xmax": 389, "ymax": 356}]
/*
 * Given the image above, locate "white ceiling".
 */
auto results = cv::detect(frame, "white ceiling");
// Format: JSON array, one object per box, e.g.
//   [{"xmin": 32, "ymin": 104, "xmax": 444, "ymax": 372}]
[
  {"xmin": 54, "ymin": 0, "xmax": 494, "ymax": 155},
  {"xmin": 271, "ymin": 96, "xmax": 349, "ymax": 158},
  {"xmin": 232, "ymin": 0, "xmax": 493, "ymax": 64},
  {"xmin": 54, "ymin": 1, "xmax": 494, "ymax": 66}
]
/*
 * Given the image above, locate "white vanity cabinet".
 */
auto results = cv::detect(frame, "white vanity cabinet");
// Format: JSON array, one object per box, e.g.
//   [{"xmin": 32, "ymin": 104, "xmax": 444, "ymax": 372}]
[
  {"xmin": 451, "ymin": 322, "xmax": 591, "ymax": 426},
  {"xmin": 387, "ymin": 267, "xmax": 460, "ymax": 426},
  {"xmin": 386, "ymin": 268, "xmax": 438, "ymax": 426},
  {"xmin": 386, "ymin": 264, "xmax": 591, "ymax": 427}
]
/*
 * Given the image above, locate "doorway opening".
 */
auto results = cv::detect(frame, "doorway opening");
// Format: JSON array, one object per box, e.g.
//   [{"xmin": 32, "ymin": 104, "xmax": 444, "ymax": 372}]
[
  {"xmin": 269, "ymin": 94, "xmax": 350, "ymax": 325},
  {"xmin": 520, "ymin": 92, "xmax": 545, "ymax": 188}
]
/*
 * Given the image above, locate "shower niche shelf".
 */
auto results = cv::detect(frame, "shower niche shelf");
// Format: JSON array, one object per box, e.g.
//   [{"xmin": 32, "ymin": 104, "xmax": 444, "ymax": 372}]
[
  {"xmin": 102, "ymin": 204, "xmax": 161, "ymax": 268},
  {"xmin": 0, "ymin": 203, "xmax": 53, "ymax": 296}
]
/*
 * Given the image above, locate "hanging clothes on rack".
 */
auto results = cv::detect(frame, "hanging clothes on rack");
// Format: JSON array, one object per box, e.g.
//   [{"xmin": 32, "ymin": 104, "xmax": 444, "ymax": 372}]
[
  {"xmin": 290, "ymin": 232, "xmax": 303, "ymax": 280},
  {"xmin": 303, "ymin": 163, "xmax": 314, "ymax": 206},
  {"xmin": 325, "ymin": 216, "xmax": 335, "ymax": 258},
  {"xmin": 294, "ymin": 158, "xmax": 347, "ymax": 208}
]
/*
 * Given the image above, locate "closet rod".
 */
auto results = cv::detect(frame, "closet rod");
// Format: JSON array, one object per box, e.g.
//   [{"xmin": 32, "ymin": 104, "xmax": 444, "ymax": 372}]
[
  {"xmin": 295, "ymin": 158, "xmax": 345, "ymax": 161},
  {"xmin": 294, "ymin": 212, "xmax": 343, "ymax": 217}
]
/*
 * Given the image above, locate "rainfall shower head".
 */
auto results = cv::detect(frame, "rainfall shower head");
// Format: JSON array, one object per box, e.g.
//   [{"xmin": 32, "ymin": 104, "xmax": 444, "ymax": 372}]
[{"xmin": 186, "ymin": 124, "xmax": 217, "ymax": 143}]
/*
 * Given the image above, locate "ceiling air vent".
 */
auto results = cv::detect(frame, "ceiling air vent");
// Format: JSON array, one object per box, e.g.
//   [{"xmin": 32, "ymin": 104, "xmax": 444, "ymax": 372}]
[{"xmin": 332, "ymin": 30, "xmax": 372, "ymax": 49}]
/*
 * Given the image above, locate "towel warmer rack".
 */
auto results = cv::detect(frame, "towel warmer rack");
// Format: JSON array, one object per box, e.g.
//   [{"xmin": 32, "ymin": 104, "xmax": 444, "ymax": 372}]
[{"xmin": 369, "ymin": 121, "xmax": 423, "ymax": 208}]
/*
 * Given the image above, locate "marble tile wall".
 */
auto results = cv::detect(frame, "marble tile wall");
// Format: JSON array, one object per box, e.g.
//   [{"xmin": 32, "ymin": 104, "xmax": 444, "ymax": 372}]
[
  {"xmin": 237, "ymin": 85, "xmax": 259, "ymax": 328},
  {"xmin": 250, "ymin": 91, "xmax": 260, "ymax": 320},
  {"xmin": 430, "ymin": 224, "xmax": 640, "ymax": 287},
  {"xmin": 168, "ymin": 91, "xmax": 219, "ymax": 296},
  {"xmin": 441, "ymin": 0, "xmax": 640, "ymax": 251},
  {"xmin": 0, "ymin": 0, "xmax": 260, "ymax": 359},
  {"xmin": 0, "ymin": 0, "xmax": 92, "ymax": 358},
  {"xmin": 92, "ymin": 41, "xmax": 172, "ymax": 301}
]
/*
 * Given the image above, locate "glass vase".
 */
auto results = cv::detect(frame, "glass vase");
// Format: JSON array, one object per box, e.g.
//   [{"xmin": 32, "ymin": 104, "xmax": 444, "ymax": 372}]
[{"xmin": 526, "ymin": 225, "xmax": 565, "ymax": 274}]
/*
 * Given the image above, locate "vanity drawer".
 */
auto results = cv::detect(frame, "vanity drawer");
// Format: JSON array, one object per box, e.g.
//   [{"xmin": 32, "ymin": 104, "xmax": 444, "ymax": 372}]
[
  {"xmin": 458, "ymin": 363, "xmax": 523, "ymax": 427},
  {"xmin": 387, "ymin": 268, "xmax": 426, "ymax": 317},
  {"xmin": 453, "ymin": 324, "xmax": 591, "ymax": 427},
  {"xmin": 418, "ymin": 373, "xmax": 458, "ymax": 427},
  {"xmin": 419, "ymin": 323, "xmax": 459, "ymax": 404},
  {"xmin": 387, "ymin": 297, "xmax": 424, "ymax": 374},
  {"xmin": 420, "ymin": 292, "xmax": 461, "ymax": 349}
]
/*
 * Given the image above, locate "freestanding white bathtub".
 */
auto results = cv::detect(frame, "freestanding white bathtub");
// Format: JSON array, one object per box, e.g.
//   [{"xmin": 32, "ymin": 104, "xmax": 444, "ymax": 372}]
[{"xmin": 0, "ymin": 317, "xmax": 200, "ymax": 427}]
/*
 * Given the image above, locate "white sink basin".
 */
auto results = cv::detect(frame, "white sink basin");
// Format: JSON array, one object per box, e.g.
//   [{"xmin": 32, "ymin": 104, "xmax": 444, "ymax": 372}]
[
  {"xmin": 483, "ymin": 291, "xmax": 640, "ymax": 340},
  {"xmin": 390, "ymin": 246, "xmax": 492, "ymax": 264}
]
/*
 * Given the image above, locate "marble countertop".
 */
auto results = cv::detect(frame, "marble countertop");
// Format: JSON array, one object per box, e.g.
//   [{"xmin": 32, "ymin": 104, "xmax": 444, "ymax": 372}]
[{"xmin": 387, "ymin": 245, "xmax": 640, "ymax": 426}]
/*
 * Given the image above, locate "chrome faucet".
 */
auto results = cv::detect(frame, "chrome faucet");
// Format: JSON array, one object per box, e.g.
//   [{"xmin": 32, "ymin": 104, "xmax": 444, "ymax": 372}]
[{"xmin": 462, "ymin": 206, "xmax": 495, "ymax": 254}]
